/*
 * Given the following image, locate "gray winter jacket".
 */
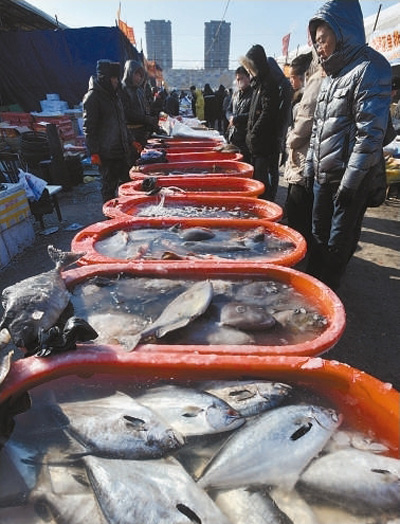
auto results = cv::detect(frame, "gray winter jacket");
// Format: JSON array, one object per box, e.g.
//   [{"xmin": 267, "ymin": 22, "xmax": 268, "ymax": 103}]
[{"xmin": 305, "ymin": 0, "xmax": 392, "ymax": 191}]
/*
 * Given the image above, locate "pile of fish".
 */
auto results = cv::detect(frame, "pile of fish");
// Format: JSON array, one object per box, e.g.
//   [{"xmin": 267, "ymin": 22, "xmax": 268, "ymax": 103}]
[
  {"xmin": 95, "ymin": 225, "xmax": 295, "ymax": 261},
  {"xmin": 0, "ymin": 379, "xmax": 399, "ymax": 523},
  {"xmin": 70, "ymin": 275, "xmax": 328, "ymax": 351},
  {"xmin": 135, "ymin": 201, "xmax": 259, "ymax": 219}
]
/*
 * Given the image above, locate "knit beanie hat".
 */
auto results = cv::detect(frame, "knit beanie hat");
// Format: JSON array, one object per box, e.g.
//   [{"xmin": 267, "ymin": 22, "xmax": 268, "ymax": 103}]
[{"xmin": 96, "ymin": 60, "xmax": 121, "ymax": 78}]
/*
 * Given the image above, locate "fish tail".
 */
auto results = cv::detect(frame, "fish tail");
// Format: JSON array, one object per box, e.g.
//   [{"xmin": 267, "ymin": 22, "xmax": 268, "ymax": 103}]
[{"xmin": 47, "ymin": 245, "xmax": 86, "ymax": 270}]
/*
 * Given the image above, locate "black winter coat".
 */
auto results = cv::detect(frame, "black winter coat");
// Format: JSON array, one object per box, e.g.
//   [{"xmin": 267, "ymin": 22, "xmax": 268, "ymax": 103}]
[
  {"xmin": 245, "ymin": 46, "xmax": 280, "ymax": 157},
  {"xmin": 226, "ymin": 85, "xmax": 253, "ymax": 151},
  {"xmin": 82, "ymin": 76, "xmax": 132, "ymax": 161}
]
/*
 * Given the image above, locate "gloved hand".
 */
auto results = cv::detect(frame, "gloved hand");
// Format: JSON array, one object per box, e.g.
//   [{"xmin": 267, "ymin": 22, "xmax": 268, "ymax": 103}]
[
  {"xmin": 132, "ymin": 141, "xmax": 144, "ymax": 154},
  {"xmin": 304, "ymin": 176, "xmax": 314, "ymax": 194},
  {"xmin": 335, "ymin": 185, "xmax": 355, "ymax": 207},
  {"xmin": 91, "ymin": 154, "xmax": 101, "ymax": 166}
]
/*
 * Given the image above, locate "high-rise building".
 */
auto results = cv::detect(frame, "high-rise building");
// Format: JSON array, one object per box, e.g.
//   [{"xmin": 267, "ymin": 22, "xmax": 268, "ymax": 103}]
[
  {"xmin": 204, "ymin": 20, "xmax": 231, "ymax": 70},
  {"xmin": 145, "ymin": 19, "xmax": 173, "ymax": 70}
]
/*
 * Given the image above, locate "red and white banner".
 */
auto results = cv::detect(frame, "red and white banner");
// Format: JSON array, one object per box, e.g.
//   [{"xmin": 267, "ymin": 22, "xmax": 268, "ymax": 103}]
[{"xmin": 369, "ymin": 25, "xmax": 400, "ymax": 65}]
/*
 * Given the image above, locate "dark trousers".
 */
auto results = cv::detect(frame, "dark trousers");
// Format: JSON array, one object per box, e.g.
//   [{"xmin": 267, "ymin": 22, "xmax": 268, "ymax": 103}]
[
  {"xmin": 285, "ymin": 183, "xmax": 313, "ymax": 247},
  {"xmin": 252, "ymin": 152, "xmax": 280, "ymax": 201},
  {"xmin": 99, "ymin": 157, "xmax": 131, "ymax": 204},
  {"xmin": 306, "ymin": 175, "xmax": 371, "ymax": 290}
]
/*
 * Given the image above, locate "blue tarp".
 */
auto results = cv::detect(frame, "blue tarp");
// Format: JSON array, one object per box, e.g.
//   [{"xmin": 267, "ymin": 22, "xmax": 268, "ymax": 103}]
[{"xmin": 0, "ymin": 26, "xmax": 141, "ymax": 112}]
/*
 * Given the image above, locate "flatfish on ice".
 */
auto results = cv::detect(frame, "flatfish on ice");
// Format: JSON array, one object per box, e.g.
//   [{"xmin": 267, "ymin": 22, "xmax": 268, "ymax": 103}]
[
  {"xmin": 0, "ymin": 245, "xmax": 85, "ymax": 355},
  {"xmin": 126, "ymin": 280, "xmax": 214, "ymax": 350}
]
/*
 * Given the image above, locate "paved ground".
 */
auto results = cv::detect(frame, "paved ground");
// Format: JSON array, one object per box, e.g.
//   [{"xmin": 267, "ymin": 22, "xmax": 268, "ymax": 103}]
[{"xmin": 1, "ymin": 170, "xmax": 399, "ymax": 390}]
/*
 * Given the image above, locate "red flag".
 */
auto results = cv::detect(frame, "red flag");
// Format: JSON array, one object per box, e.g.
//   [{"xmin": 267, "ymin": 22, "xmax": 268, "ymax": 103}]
[{"xmin": 282, "ymin": 33, "xmax": 291, "ymax": 57}]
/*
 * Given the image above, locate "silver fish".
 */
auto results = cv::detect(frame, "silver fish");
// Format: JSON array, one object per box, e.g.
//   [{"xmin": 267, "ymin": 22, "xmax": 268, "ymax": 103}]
[
  {"xmin": 213, "ymin": 488, "xmax": 294, "ymax": 524},
  {"xmin": 201, "ymin": 380, "xmax": 292, "ymax": 417},
  {"xmin": 269, "ymin": 487, "xmax": 320, "ymax": 524},
  {"xmin": 30, "ymin": 461, "xmax": 107, "ymax": 524},
  {"xmin": 167, "ymin": 317, "xmax": 255, "ymax": 345},
  {"xmin": 298, "ymin": 448, "xmax": 400, "ymax": 515},
  {"xmin": 127, "ymin": 280, "xmax": 214, "ymax": 350},
  {"xmin": 0, "ymin": 245, "xmax": 84, "ymax": 353},
  {"xmin": 56, "ymin": 391, "xmax": 184, "ymax": 458},
  {"xmin": 197, "ymin": 404, "xmax": 342, "ymax": 491},
  {"xmin": 84, "ymin": 455, "xmax": 232, "ymax": 524},
  {"xmin": 135, "ymin": 384, "xmax": 245, "ymax": 438},
  {"xmin": 179, "ymin": 226, "xmax": 216, "ymax": 241},
  {"xmin": 220, "ymin": 302, "xmax": 276, "ymax": 331}
]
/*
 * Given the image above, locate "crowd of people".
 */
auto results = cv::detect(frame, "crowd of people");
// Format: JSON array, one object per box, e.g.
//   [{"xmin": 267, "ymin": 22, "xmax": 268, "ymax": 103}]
[{"xmin": 82, "ymin": 0, "xmax": 395, "ymax": 292}]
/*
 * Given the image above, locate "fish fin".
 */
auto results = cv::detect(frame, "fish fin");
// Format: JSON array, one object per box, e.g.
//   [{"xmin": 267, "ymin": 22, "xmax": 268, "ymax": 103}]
[
  {"xmin": 181, "ymin": 406, "xmax": 204, "ymax": 418},
  {"xmin": 120, "ymin": 333, "xmax": 142, "ymax": 352},
  {"xmin": 47, "ymin": 245, "xmax": 86, "ymax": 270}
]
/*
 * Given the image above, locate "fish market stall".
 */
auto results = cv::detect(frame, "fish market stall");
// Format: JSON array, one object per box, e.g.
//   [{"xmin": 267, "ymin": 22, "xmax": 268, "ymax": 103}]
[
  {"xmin": 0, "ymin": 352, "xmax": 398, "ymax": 522},
  {"xmin": 103, "ymin": 194, "xmax": 283, "ymax": 221},
  {"xmin": 118, "ymin": 176, "xmax": 265, "ymax": 198},
  {"xmin": 130, "ymin": 160, "xmax": 254, "ymax": 180},
  {"xmin": 71, "ymin": 217, "xmax": 306, "ymax": 268},
  {"xmin": 0, "ymin": 183, "xmax": 35, "ymax": 268},
  {"xmin": 57, "ymin": 263, "xmax": 345, "ymax": 357}
]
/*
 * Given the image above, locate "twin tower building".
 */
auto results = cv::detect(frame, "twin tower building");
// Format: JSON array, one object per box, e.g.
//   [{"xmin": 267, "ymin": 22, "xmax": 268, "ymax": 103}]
[{"xmin": 145, "ymin": 19, "xmax": 231, "ymax": 71}]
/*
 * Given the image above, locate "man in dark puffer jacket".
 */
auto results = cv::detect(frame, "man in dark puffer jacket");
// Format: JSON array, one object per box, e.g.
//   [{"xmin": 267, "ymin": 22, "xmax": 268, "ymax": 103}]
[
  {"xmin": 83, "ymin": 60, "xmax": 136, "ymax": 203},
  {"xmin": 241, "ymin": 45, "xmax": 281, "ymax": 201},
  {"xmin": 304, "ymin": 0, "xmax": 392, "ymax": 290}
]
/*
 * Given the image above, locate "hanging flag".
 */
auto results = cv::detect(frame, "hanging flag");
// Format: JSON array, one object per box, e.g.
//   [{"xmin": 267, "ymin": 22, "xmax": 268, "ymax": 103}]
[
  {"xmin": 126, "ymin": 25, "xmax": 136, "ymax": 46},
  {"xmin": 282, "ymin": 33, "xmax": 291, "ymax": 57}
]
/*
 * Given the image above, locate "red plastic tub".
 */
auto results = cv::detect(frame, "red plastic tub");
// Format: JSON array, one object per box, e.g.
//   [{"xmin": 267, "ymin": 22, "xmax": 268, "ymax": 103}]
[
  {"xmin": 146, "ymin": 142, "xmax": 224, "ymax": 152},
  {"xmin": 165, "ymin": 151, "xmax": 243, "ymax": 162},
  {"xmin": 130, "ymin": 160, "xmax": 254, "ymax": 179},
  {"xmin": 1, "ymin": 353, "xmax": 398, "ymax": 456},
  {"xmin": 70, "ymin": 217, "xmax": 307, "ymax": 268},
  {"xmin": 118, "ymin": 176, "xmax": 265, "ymax": 198},
  {"xmin": 103, "ymin": 194, "xmax": 283, "ymax": 222},
  {"xmin": 57, "ymin": 262, "xmax": 345, "ymax": 358}
]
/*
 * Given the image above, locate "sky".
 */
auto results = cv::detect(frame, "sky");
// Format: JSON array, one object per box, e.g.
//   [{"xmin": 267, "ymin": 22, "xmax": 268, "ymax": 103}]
[{"xmin": 28, "ymin": 0, "xmax": 400, "ymax": 68}]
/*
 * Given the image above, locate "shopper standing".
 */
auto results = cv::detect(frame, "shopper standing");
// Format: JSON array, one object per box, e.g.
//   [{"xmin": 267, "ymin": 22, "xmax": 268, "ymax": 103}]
[
  {"xmin": 226, "ymin": 66, "xmax": 253, "ymax": 164},
  {"xmin": 82, "ymin": 59, "xmax": 136, "ymax": 204},
  {"xmin": 241, "ymin": 44, "xmax": 280, "ymax": 201},
  {"xmin": 304, "ymin": 0, "xmax": 392, "ymax": 290}
]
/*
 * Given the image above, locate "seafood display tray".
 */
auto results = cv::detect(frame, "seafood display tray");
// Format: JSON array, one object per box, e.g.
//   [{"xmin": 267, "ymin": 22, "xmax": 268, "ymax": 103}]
[
  {"xmin": 129, "ymin": 160, "xmax": 254, "ymax": 179},
  {"xmin": 118, "ymin": 176, "xmax": 265, "ymax": 198},
  {"xmin": 71, "ymin": 217, "xmax": 306, "ymax": 268},
  {"xmin": 62, "ymin": 263, "xmax": 345, "ymax": 357},
  {"xmin": 164, "ymin": 151, "xmax": 243, "ymax": 162},
  {"xmin": 0, "ymin": 353, "xmax": 398, "ymax": 456},
  {"xmin": 103, "ymin": 194, "xmax": 283, "ymax": 222}
]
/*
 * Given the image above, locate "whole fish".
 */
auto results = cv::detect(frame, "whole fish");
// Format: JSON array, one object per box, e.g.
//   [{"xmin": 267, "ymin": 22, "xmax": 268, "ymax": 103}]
[
  {"xmin": 213, "ymin": 488, "xmax": 294, "ymax": 524},
  {"xmin": 200, "ymin": 380, "xmax": 292, "ymax": 417},
  {"xmin": 135, "ymin": 384, "xmax": 245, "ymax": 438},
  {"xmin": 55, "ymin": 391, "xmax": 184, "ymax": 459},
  {"xmin": 219, "ymin": 302, "xmax": 276, "ymax": 331},
  {"xmin": 84, "ymin": 455, "xmax": 232, "ymax": 524},
  {"xmin": 197, "ymin": 404, "xmax": 342, "ymax": 491},
  {"xmin": 126, "ymin": 280, "xmax": 214, "ymax": 350},
  {"xmin": 0, "ymin": 245, "xmax": 84, "ymax": 353},
  {"xmin": 166, "ymin": 317, "xmax": 255, "ymax": 345},
  {"xmin": 30, "ymin": 461, "xmax": 108, "ymax": 524},
  {"xmin": 298, "ymin": 448, "xmax": 400, "ymax": 515}
]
